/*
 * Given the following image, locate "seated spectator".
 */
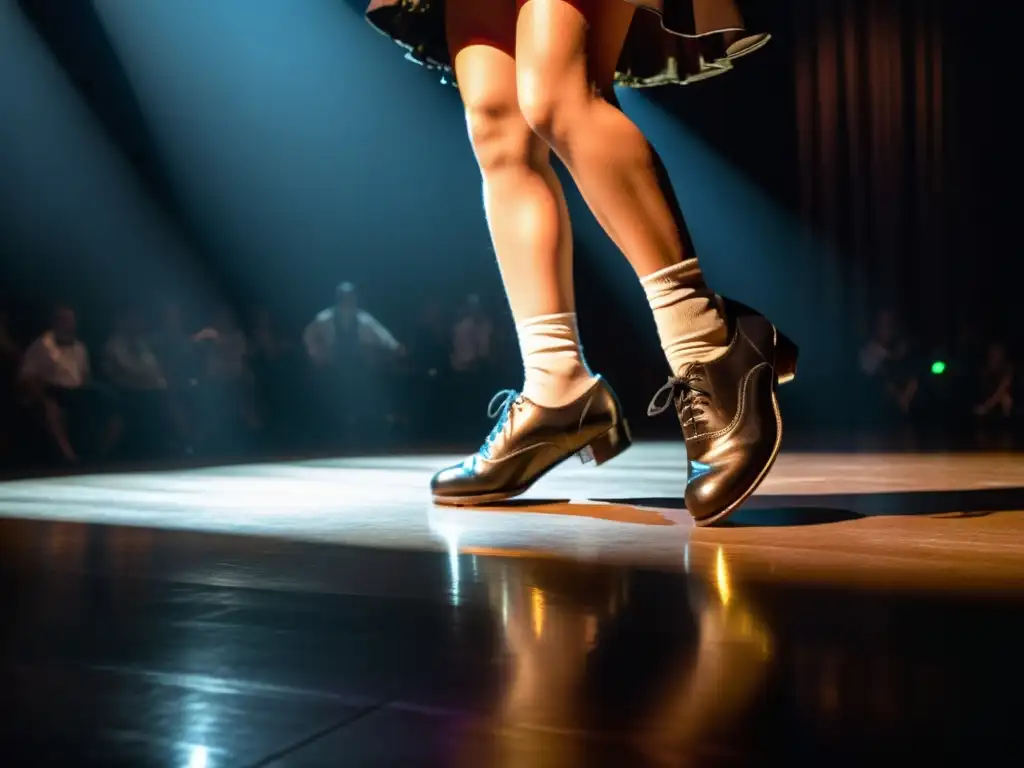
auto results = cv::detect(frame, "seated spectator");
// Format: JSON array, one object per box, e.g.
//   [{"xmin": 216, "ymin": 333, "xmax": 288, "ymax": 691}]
[
  {"xmin": 150, "ymin": 300, "xmax": 205, "ymax": 448},
  {"xmin": 859, "ymin": 308, "xmax": 919, "ymax": 416},
  {"xmin": 973, "ymin": 342, "xmax": 1015, "ymax": 420},
  {"xmin": 194, "ymin": 305, "xmax": 261, "ymax": 433},
  {"xmin": 924, "ymin": 319, "xmax": 984, "ymax": 422},
  {"xmin": 20, "ymin": 305, "xmax": 121, "ymax": 463},
  {"xmin": 103, "ymin": 306, "xmax": 187, "ymax": 453},
  {"xmin": 196, "ymin": 306, "xmax": 249, "ymax": 380},
  {"xmin": 104, "ymin": 306, "xmax": 167, "ymax": 392}
]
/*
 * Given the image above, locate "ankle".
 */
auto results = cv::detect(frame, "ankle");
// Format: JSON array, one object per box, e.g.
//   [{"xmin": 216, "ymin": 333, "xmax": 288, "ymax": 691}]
[
  {"xmin": 523, "ymin": 364, "xmax": 596, "ymax": 408},
  {"xmin": 641, "ymin": 260, "xmax": 728, "ymax": 374},
  {"xmin": 517, "ymin": 313, "xmax": 597, "ymax": 408}
]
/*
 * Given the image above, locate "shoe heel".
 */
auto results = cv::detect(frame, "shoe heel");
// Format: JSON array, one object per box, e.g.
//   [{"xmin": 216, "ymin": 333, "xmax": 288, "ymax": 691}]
[
  {"xmin": 775, "ymin": 330, "xmax": 799, "ymax": 385},
  {"xmin": 725, "ymin": 297, "xmax": 798, "ymax": 386},
  {"xmin": 578, "ymin": 421, "xmax": 632, "ymax": 466}
]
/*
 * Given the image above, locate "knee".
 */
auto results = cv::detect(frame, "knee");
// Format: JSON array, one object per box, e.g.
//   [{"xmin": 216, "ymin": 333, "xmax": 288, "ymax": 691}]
[
  {"xmin": 516, "ymin": 69, "xmax": 589, "ymax": 149},
  {"xmin": 463, "ymin": 97, "xmax": 538, "ymax": 175}
]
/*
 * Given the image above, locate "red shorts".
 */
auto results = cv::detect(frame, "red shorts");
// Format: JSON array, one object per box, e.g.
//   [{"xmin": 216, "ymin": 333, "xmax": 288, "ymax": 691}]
[{"xmin": 364, "ymin": 0, "xmax": 770, "ymax": 89}]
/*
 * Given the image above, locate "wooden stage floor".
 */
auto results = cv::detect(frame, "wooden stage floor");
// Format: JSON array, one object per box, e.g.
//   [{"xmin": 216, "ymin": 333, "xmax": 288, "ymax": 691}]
[
  {"xmin": 2, "ymin": 442, "xmax": 1022, "ymax": 594},
  {"xmin": 2, "ymin": 442, "xmax": 1023, "ymax": 765}
]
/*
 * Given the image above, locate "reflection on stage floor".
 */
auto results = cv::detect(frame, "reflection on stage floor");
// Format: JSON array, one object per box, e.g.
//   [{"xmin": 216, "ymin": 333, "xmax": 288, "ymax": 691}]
[{"xmin": 0, "ymin": 443, "xmax": 1022, "ymax": 765}]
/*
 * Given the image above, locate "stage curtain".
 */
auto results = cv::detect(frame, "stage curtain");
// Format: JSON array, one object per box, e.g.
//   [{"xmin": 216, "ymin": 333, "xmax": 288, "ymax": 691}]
[{"xmin": 791, "ymin": 0, "xmax": 949, "ymax": 339}]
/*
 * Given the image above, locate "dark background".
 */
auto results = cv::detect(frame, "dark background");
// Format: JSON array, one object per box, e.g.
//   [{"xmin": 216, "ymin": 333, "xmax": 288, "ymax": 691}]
[{"xmin": 0, "ymin": 0, "xmax": 1010, "ymax": 431}]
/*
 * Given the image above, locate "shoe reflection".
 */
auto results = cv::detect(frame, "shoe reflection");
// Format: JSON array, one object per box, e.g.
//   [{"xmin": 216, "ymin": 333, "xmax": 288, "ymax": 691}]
[
  {"xmin": 636, "ymin": 547, "xmax": 771, "ymax": 765},
  {"xmin": 429, "ymin": 512, "xmax": 770, "ymax": 765},
  {"xmin": 488, "ymin": 560, "xmax": 623, "ymax": 765}
]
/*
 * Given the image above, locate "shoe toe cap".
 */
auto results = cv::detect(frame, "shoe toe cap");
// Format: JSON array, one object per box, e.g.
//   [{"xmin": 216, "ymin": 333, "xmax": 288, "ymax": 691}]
[
  {"xmin": 430, "ymin": 457, "xmax": 478, "ymax": 496},
  {"xmin": 685, "ymin": 455, "xmax": 767, "ymax": 524},
  {"xmin": 685, "ymin": 470, "xmax": 734, "ymax": 523}
]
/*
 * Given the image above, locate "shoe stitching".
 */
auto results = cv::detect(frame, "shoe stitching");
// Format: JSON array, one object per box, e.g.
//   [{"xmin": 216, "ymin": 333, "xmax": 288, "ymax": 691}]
[{"xmin": 686, "ymin": 362, "xmax": 768, "ymax": 443}]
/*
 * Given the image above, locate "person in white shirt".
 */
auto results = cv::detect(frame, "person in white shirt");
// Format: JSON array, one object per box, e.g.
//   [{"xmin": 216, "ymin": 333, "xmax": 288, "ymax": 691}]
[
  {"xmin": 20, "ymin": 306, "xmax": 121, "ymax": 462},
  {"xmin": 303, "ymin": 283, "xmax": 403, "ymax": 446},
  {"xmin": 303, "ymin": 282, "xmax": 403, "ymax": 368},
  {"xmin": 21, "ymin": 307, "xmax": 89, "ymax": 391}
]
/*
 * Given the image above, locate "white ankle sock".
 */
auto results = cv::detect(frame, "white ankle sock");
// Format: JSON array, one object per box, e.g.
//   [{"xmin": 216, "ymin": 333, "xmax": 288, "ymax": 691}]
[
  {"xmin": 517, "ymin": 313, "xmax": 597, "ymax": 408},
  {"xmin": 641, "ymin": 259, "xmax": 729, "ymax": 374}
]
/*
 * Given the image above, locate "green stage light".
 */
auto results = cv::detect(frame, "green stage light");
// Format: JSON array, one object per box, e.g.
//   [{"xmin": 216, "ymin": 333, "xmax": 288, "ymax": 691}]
[{"xmin": 931, "ymin": 360, "xmax": 947, "ymax": 375}]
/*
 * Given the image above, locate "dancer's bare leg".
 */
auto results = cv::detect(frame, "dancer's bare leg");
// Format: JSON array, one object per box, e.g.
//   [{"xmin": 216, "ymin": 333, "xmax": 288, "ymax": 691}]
[
  {"xmin": 512, "ymin": 0, "xmax": 795, "ymax": 527},
  {"xmin": 447, "ymin": 0, "xmax": 595, "ymax": 407},
  {"xmin": 431, "ymin": 0, "xmax": 632, "ymax": 505},
  {"xmin": 515, "ymin": 0, "xmax": 728, "ymax": 369}
]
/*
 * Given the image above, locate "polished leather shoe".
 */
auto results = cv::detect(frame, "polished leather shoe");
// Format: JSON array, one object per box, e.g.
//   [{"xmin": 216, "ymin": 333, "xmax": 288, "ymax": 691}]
[
  {"xmin": 431, "ymin": 377, "xmax": 631, "ymax": 506},
  {"xmin": 647, "ymin": 300, "xmax": 798, "ymax": 526}
]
